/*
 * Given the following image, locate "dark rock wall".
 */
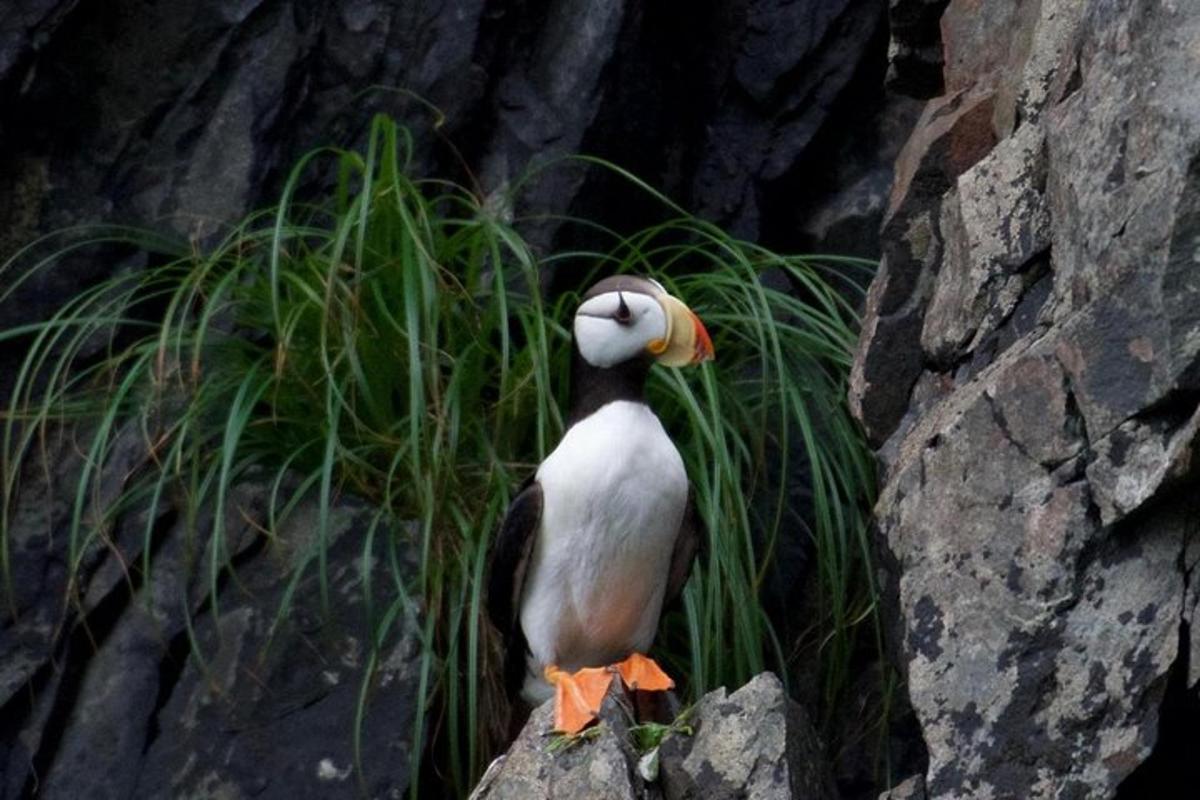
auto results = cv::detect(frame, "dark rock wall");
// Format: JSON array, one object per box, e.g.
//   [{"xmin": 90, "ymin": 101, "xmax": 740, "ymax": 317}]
[
  {"xmin": 855, "ymin": 1, "xmax": 1200, "ymax": 797},
  {"xmin": 0, "ymin": 426, "xmax": 419, "ymax": 799},
  {"xmin": 0, "ymin": 1, "xmax": 910, "ymax": 396},
  {"xmin": 0, "ymin": 1, "xmax": 900, "ymax": 278}
]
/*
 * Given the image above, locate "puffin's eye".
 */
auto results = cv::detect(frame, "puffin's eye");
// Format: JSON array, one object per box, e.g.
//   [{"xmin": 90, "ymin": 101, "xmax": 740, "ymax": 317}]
[{"xmin": 614, "ymin": 292, "xmax": 633, "ymax": 325}]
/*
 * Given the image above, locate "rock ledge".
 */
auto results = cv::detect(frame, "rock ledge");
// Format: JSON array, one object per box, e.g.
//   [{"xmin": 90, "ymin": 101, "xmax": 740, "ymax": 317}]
[{"xmin": 471, "ymin": 672, "xmax": 836, "ymax": 800}]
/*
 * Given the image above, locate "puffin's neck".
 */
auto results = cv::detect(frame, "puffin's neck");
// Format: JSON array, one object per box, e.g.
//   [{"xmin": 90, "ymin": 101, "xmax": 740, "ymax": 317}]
[{"xmin": 566, "ymin": 350, "xmax": 651, "ymax": 428}]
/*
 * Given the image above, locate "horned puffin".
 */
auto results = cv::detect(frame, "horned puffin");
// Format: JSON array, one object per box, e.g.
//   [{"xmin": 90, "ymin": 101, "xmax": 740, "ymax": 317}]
[{"xmin": 487, "ymin": 275, "xmax": 714, "ymax": 734}]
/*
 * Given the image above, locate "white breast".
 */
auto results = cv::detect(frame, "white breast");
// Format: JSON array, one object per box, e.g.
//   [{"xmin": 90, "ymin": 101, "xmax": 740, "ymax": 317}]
[{"xmin": 518, "ymin": 400, "xmax": 689, "ymax": 702}]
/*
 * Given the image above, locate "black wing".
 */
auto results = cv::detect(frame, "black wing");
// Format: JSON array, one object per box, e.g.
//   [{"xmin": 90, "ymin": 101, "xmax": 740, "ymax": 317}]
[
  {"xmin": 485, "ymin": 477, "xmax": 543, "ymax": 698},
  {"xmin": 663, "ymin": 486, "xmax": 704, "ymax": 610}
]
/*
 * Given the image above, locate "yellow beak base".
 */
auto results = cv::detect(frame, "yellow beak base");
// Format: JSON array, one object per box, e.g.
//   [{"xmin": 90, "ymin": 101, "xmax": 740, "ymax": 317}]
[{"xmin": 651, "ymin": 294, "xmax": 714, "ymax": 366}]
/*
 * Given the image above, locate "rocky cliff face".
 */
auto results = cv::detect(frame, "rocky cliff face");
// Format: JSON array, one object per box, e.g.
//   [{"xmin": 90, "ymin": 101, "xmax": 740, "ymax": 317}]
[
  {"xmin": 854, "ymin": 1, "xmax": 1200, "ymax": 797},
  {"xmin": 9, "ymin": 0, "xmax": 1199, "ymax": 797}
]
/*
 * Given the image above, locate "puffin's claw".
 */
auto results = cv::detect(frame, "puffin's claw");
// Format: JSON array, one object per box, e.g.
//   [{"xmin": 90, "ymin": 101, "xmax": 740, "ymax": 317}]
[
  {"xmin": 615, "ymin": 652, "xmax": 674, "ymax": 692},
  {"xmin": 545, "ymin": 664, "xmax": 614, "ymax": 734}
]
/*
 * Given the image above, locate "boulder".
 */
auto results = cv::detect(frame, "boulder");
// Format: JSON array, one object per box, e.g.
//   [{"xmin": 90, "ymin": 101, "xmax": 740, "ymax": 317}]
[{"xmin": 471, "ymin": 672, "xmax": 836, "ymax": 800}]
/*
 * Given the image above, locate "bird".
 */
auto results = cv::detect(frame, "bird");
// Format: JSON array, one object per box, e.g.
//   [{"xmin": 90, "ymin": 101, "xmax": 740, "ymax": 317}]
[{"xmin": 486, "ymin": 274, "xmax": 713, "ymax": 735}]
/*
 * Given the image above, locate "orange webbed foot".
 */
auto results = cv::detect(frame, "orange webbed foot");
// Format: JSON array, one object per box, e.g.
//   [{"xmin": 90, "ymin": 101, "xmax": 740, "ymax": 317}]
[
  {"xmin": 614, "ymin": 652, "xmax": 674, "ymax": 692},
  {"xmin": 545, "ymin": 664, "xmax": 615, "ymax": 734}
]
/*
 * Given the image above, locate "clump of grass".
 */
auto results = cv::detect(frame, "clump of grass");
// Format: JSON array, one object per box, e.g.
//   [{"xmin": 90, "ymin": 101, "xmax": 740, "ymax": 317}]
[
  {"xmin": 0, "ymin": 115, "xmax": 877, "ymax": 796},
  {"xmin": 628, "ymin": 710, "xmax": 695, "ymax": 755}
]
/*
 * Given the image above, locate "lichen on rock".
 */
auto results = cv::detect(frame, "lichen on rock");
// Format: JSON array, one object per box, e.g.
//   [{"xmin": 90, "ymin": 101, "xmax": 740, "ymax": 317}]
[{"xmin": 855, "ymin": 0, "xmax": 1200, "ymax": 796}]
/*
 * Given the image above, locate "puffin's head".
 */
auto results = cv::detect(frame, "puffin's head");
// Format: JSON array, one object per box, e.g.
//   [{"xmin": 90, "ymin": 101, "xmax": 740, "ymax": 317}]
[{"xmin": 573, "ymin": 275, "xmax": 714, "ymax": 369}]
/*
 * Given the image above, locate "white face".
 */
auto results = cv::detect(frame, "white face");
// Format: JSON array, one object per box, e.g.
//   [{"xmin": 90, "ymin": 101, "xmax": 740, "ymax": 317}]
[{"xmin": 573, "ymin": 291, "xmax": 667, "ymax": 368}]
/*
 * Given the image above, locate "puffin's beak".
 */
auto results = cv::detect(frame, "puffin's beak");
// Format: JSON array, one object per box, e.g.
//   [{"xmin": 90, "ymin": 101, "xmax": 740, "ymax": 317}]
[{"xmin": 649, "ymin": 294, "xmax": 715, "ymax": 367}]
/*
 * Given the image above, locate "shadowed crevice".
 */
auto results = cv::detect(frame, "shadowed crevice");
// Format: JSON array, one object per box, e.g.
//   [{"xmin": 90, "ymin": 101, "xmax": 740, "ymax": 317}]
[{"xmin": 1114, "ymin": 619, "xmax": 1199, "ymax": 798}]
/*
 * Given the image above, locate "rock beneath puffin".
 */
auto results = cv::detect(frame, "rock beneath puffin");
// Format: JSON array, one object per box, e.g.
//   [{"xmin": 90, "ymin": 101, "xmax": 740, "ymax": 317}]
[
  {"xmin": 470, "ymin": 672, "xmax": 835, "ymax": 800},
  {"xmin": 468, "ymin": 684, "xmax": 645, "ymax": 800}
]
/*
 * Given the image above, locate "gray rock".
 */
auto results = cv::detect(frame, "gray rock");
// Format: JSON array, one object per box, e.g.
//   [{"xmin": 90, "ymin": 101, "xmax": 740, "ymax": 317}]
[
  {"xmin": 477, "ymin": 0, "xmax": 628, "ymax": 253},
  {"xmin": 471, "ymin": 672, "xmax": 835, "ymax": 800},
  {"xmin": 855, "ymin": 0, "xmax": 1200, "ymax": 797},
  {"xmin": 849, "ymin": 84, "xmax": 999, "ymax": 446},
  {"xmin": 132, "ymin": 494, "xmax": 420, "ymax": 800},
  {"xmin": 1085, "ymin": 406, "xmax": 1200, "ymax": 527},
  {"xmin": 0, "ymin": 1, "xmax": 72, "ymax": 83},
  {"xmin": 0, "ymin": 446, "xmax": 420, "ymax": 799},
  {"xmin": 469, "ymin": 685, "xmax": 646, "ymax": 800},
  {"xmin": 921, "ymin": 122, "xmax": 1050, "ymax": 364},
  {"xmin": 878, "ymin": 773, "xmax": 925, "ymax": 800},
  {"xmin": 689, "ymin": 1, "xmax": 886, "ymax": 239},
  {"xmin": 660, "ymin": 673, "xmax": 835, "ymax": 800},
  {"xmin": 939, "ymin": 0, "xmax": 1022, "ymax": 95},
  {"xmin": 0, "ymin": 422, "xmax": 149, "ymax": 711},
  {"xmin": 1187, "ymin": 530, "xmax": 1200, "ymax": 689},
  {"xmin": 0, "ymin": 0, "xmax": 899, "ymax": 325}
]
